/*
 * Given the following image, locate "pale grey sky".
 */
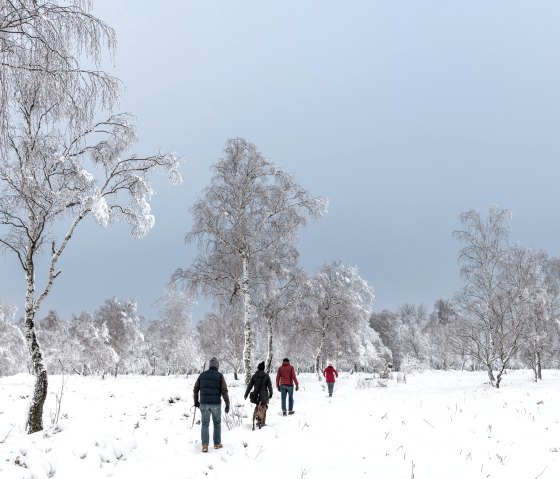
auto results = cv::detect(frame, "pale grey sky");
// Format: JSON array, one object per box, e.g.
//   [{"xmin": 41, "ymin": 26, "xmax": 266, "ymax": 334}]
[{"xmin": 2, "ymin": 0, "xmax": 560, "ymax": 322}]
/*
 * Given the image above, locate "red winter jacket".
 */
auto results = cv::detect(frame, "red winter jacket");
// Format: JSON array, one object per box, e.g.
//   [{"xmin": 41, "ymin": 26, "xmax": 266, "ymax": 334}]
[
  {"xmin": 323, "ymin": 365, "xmax": 338, "ymax": 383},
  {"xmin": 276, "ymin": 360, "xmax": 299, "ymax": 387}
]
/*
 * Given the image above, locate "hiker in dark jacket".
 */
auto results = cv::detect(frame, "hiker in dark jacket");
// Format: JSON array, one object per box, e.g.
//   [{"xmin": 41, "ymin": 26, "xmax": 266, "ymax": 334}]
[
  {"xmin": 276, "ymin": 357, "xmax": 299, "ymax": 416},
  {"xmin": 193, "ymin": 357, "xmax": 230, "ymax": 453},
  {"xmin": 244, "ymin": 361, "xmax": 273, "ymax": 406}
]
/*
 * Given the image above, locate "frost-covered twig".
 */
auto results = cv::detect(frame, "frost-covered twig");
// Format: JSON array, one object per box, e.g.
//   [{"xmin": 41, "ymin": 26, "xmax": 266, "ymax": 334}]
[
  {"xmin": 423, "ymin": 418, "xmax": 435, "ymax": 429},
  {"xmin": 534, "ymin": 466, "xmax": 547, "ymax": 478},
  {"xmin": 0, "ymin": 429, "xmax": 11, "ymax": 443},
  {"xmin": 50, "ymin": 375, "xmax": 68, "ymax": 426},
  {"xmin": 223, "ymin": 404, "xmax": 243, "ymax": 430}
]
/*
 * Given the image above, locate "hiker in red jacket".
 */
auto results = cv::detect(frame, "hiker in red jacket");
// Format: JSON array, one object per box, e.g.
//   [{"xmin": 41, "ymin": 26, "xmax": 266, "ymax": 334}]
[
  {"xmin": 322, "ymin": 363, "xmax": 339, "ymax": 397},
  {"xmin": 276, "ymin": 358, "xmax": 299, "ymax": 416}
]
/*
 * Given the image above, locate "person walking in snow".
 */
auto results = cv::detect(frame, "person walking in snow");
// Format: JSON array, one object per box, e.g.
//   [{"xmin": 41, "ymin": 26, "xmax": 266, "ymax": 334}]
[
  {"xmin": 276, "ymin": 357, "xmax": 299, "ymax": 416},
  {"xmin": 244, "ymin": 361, "xmax": 273, "ymax": 407},
  {"xmin": 244, "ymin": 361, "xmax": 273, "ymax": 427},
  {"xmin": 193, "ymin": 357, "xmax": 230, "ymax": 453},
  {"xmin": 322, "ymin": 362, "xmax": 339, "ymax": 397}
]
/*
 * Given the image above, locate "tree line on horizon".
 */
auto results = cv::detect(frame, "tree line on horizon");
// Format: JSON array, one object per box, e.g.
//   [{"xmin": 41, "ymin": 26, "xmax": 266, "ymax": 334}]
[{"xmin": 3, "ymin": 206, "xmax": 560, "ymax": 391}]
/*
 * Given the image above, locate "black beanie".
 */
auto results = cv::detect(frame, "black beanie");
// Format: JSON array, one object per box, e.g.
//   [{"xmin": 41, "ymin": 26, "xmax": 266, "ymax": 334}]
[{"xmin": 257, "ymin": 361, "xmax": 265, "ymax": 371}]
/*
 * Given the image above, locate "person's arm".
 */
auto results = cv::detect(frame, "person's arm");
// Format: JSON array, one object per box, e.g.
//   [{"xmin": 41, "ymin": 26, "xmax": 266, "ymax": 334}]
[
  {"xmin": 276, "ymin": 368, "xmax": 281, "ymax": 388},
  {"xmin": 266, "ymin": 375, "xmax": 273, "ymax": 397},
  {"xmin": 244, "ymin": 377, "xmax": 254, "ymax": 399},
  {"xmin": 221, "ymin": 376, "xmax": 230, "ymax": 407},
  {"xmin": 292, "ymin": 367, "xmax": 299, "ymax": 387},
  {"xmin": 193, "ymin": 376, "xmax": 201, "ymax": 406}
]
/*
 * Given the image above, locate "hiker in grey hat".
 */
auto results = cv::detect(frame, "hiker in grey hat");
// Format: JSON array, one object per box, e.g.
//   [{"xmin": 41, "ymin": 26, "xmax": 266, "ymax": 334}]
[{"xmin": 193, "ymin": 357, "xmax": 230, "ymax": 452}]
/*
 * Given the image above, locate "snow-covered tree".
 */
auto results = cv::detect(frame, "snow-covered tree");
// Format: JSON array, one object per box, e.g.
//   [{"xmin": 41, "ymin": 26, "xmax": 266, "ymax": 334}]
[
  {"xmin": 93, "ymin": 298, "xmax": 146, "ymax": 376},
  {"xmin": 145, "ymin": 288, "xmax": 201, "ymax": 374},
  {"xmin": 253, "ymin": 264, "xmax": 307, "ymax": 373},
  {"xmin": 424, "ymin": 300, "xmax": 460, "ymax": 370},
  {"xmin": 197, "ymin": 307, "xmax": 245, "ymax": 379},
  {"xmin": 0, "ymin": 304, "xmax": 26, "ymax": 376},
  {"xmin": 36, "ymin": 310, "xmax": 73, "ymax": 374},
  {"xmin": 68, "ymin": 311, "xmax": 115, "ymax": 376},
  {"xmin": 453, "ymin": 207, "xmax": 531, "ymax": 388},
  {"xmin": 0, "ymin": 0, "xmax": 119, "ymax": 138},
  {"xmin": 512, "ymin": 251, "xmax": 560, "ymax": 381},
  {"xmin": 0, "ymin": 1, "xmax": 181, "ymax": 434},
  {"xmin": 302, "ymin": 261, "xmax": 376, "ymax": 375},
  {"xmin": 174, "ymin": 138, "xmax": 326, "ymax": 384},
  {"xmin": 272, "ymin": 305, "xmax": 313, "ymax": 371},
  {"xmin": 369, "ymin": 309, "xmax": 406, "ymax": 370},
  {"xmin": 398, "ymin": 303, "xmax": 430, "ymax": 365}
]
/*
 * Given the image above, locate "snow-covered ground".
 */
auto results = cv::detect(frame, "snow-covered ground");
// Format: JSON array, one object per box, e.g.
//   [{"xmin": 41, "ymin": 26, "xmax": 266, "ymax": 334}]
[{"xmin": 1, "ymin": 369, "xmax": 560, "ymax": 478}]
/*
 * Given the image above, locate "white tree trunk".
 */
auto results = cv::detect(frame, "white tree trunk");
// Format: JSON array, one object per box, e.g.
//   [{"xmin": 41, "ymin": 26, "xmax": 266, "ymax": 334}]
[
  {"xmin": 24, "ymin": 262, "xmax": 48, "ymax": 434},
  {"xmin": 314, "ymin": 315, "xmax": 328, "ymax": 377},
  {"xmin": 265, "ymin": 315, "xmax": 274, "ymax": 373},
  {"xmin": 535, "ymin": 350, "xmax": 542, "ymax": 381},
  {"xmin": 241, "ymin": 255, "xmax": 252, "ymax": 386}
]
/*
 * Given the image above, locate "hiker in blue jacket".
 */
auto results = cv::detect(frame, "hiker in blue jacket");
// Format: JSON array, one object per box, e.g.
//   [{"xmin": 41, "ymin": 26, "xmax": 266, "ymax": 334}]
[{"xmin": 193, "ymin": 357, "xmax": 230, "ymax": 453}]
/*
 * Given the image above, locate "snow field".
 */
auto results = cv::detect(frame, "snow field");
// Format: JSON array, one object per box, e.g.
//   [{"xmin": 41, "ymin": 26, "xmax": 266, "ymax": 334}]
[{"xmin": 1, "ymin": 370, "xmax": 560, "ymax": 478}]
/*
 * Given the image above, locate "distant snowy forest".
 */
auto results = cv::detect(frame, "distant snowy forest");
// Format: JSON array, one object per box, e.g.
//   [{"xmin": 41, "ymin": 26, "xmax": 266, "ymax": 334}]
[
  {"xmin": 1, "ymin": 0, "xmax": 560, "ymax": 437},
  {"xmin": 2, "ymin": 200, "xmax": 560, "ymax": 391}
]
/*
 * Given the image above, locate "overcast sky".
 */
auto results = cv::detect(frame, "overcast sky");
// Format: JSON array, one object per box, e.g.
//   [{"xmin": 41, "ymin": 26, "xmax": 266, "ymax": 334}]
[{"xmin": 2, "ymin": 0, "xmax": 560, "ymax": 322}]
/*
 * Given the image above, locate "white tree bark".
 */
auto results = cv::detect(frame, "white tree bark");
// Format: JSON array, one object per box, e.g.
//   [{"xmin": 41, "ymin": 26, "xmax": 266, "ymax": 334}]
[{"xmin": 241, "ymin": 254, "xmax": 253, "ymax": 385}]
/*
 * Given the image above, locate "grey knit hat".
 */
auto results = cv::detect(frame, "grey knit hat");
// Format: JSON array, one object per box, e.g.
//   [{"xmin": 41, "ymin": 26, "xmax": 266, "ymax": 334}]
[{"xmin": 209, "ymin": 357, "xmax": 219, "ymax": 369}]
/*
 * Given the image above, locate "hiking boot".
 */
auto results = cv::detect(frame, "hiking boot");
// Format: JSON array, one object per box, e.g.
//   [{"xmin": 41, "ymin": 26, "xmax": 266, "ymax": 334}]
[
  {"xmin": 214, "ymin": 444, "xmax": 223, "ymax": 449},
  {"xmin": 283, "ymin": 411, "xmax": 287, "ymax": 416},
  {"xmin": 288, "ymin": 411, "xmax": 295, "ymax": 415},
  {"xmin": 202, "ymin": 445, "xmax": 208, "ymax": 453}
]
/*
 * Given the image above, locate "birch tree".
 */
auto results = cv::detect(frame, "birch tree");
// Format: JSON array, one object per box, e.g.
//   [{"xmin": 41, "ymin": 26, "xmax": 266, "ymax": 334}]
[
  {"xmin": 253, "ymin": 262, "xmax": 306, "ymax": 373},
  {"xmin": 303, "ymin": 261, "xmax": 375, "ymax": 375},
  {"xmin": 0, "ymin": 100, "xmax": 179, "ymax": 431},
  {"xmin": 518, "ymin": 252, "xmax": 560, "ymax": 381},
  {"xmin": 174, "ymin": 138, "xmax": 326, "ymax": 385},
  {"xmin": 0, "ymin": 4, "xmax": 181, "ymax": 432},
  {"xmin": 453, "ymin": 207, "xmax": 531, "ymax": 388}
]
